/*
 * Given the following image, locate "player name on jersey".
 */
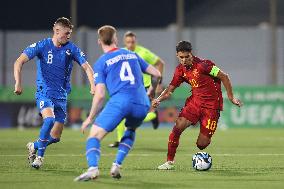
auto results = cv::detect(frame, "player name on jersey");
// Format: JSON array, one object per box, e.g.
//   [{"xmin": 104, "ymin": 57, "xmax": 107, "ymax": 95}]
[{"xmin": 106, "ymin": 54, "xmax": 138, "ymax": 66}]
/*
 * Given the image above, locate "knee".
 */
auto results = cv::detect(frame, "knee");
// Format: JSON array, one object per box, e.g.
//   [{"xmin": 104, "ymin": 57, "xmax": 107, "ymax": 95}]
[
  {"xmin": 196, "ymin": 139, "xmax": 211, "ymax": 150},
  {"xmin": 89, "ymin": 132, "xmax": 103, "ymax": 140},
  {"xmin": 88, "ymin": 125, "xmax": 107, "ymax": 140},
  {"xmin": 175, "ymin": 117, "xmax": 189, "ymax": 131}
]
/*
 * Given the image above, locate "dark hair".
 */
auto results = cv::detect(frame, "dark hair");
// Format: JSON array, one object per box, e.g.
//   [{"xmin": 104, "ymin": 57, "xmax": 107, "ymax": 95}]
[
  {"xmin": 124, "ymin": 31, "xmax": 136, "ymax": 38},
  {"xmin": 98, "ymin": 25, "xmax": 117, "ymax": 45},
  {"xmin": 176, "ymin": 41, "xmax": 192, "ymax": 52},
  {"xmin": 54, "ymin": 17, "xmax": 73, "ymax": 29}
]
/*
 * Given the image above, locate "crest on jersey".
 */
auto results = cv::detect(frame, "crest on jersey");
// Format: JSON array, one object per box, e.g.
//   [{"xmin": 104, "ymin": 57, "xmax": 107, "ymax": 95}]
[
  {"xmin": 80, "ymin": 51, "xmax": 85, "ymax": 57},
  {"xmin": 192, "ymin": 69, "xmax": 199, "ymax": 77},
  {"xmin": 66, "ymin": 49, "xmax": 71, "ymax": 55}
]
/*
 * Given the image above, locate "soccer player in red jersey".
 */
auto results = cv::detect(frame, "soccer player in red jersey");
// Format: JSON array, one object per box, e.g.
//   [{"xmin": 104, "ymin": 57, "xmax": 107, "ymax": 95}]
[{"xmin": 152, "ymin": 41, "xmax": 242, "ymax": 170}]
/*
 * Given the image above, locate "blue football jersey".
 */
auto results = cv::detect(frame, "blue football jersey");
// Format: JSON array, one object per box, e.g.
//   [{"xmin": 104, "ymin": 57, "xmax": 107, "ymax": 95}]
[
  {"xmin": 23, "ymin": 38, "xmax": 87, "ymax": 99},
  {"xmin": 94, "ymin": 48, "xmax": 150, "ymax": 105}
]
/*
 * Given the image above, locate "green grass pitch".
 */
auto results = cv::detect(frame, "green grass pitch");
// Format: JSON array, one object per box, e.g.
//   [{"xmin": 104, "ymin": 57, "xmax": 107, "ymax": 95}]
[{"xmin": 0, "ymin": 127, "xmax": 283, "ymax": 189}]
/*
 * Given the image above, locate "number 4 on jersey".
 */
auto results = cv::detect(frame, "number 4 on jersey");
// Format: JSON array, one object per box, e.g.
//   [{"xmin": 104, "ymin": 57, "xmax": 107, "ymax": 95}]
[{"xmin": 120, "ymin": 61, "xmax": 135, "ymax": 84}]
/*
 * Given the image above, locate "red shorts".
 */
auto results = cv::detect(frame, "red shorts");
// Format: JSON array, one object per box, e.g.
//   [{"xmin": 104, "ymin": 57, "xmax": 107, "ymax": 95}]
[{"xmin": 179, "ymin": 97, "xmax": 220, "ymax": 138}]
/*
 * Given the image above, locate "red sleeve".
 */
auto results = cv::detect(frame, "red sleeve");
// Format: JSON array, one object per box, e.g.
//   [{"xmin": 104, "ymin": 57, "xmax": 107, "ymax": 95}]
[{"xmin": 169, "ymin": 66, "xmax": 185, "ymax": 87}]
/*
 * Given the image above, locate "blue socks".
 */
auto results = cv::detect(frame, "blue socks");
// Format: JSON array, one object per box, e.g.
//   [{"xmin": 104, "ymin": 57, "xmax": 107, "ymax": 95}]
[
  {"xmin": 86, "ymin": 137, "xmax": 101, "ymax": 167},
  {"xmin": 37, "ymin": 117, "xmax": 55, "ymax": 157},
  {"xmin": 114, "ymin": 129, "xmax": 136, "ymax": 165},
  {"xmin": 34, "ymin": 135, "xmax": 60, "ymax": 150},
  {"xmin": 85, "ymin": 130, "xmax": 135, "ymax": 168}
]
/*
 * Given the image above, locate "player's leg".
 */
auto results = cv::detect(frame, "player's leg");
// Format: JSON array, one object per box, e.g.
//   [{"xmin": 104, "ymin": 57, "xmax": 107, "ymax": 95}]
[
  {"xmin": 151, "ymin": 109, "xmax": 159, "ymax": 129},
  {"xmin": 109, "ymin": 119, "xmax": 126, "ymax": 148},
  {"xmin": 150, "ymin": 83, "xmax": 165, "ymax": 129},
  {"xmin": 74, "ymin": 125, "xmax": 107, "ymax": 181},
  {"xmin": 32, "ymin": 107, "xmax": 55, "ymax": 169},
  {"xmin": 86, "ymin": 125, "xmax": 108, "ymax": 168},
  {"xmin": 111, "ymin": 128, "xmax": 136, "ymax": 179},
  {"xmin": 48, "ymin": 122, "xmax": 63, "ymax": 144},
  {"xmin": 27, "ymin": 97, "xmax": 55, "ymax": 168},
  {"xmin": 46, "ymin": 100, "xmax": 67, "ymax": 146},
  {"xmin": 167, "ymin": 117, "xmax": 191, "ymax": 160},
  {"xmin": 143, "ymin": 104, "xmax": 159, "ymax": 129},
  {"xmin": 196, "ymin": 109, "xmax": 220, "ymax": 150},
  {"xmin": 112, "ymin": 103, "xmax": 149, "ymax": 178},
  {"xmin": 116, "ymin": 119, "xmax": 125, "ymax": 142},
  {"xmin": 157, "ymin": 116, "xmax": 192, "ymax": 170},
  {"xmin": 33, "ymin": 99, "xmax": 66, "ymax": 151},
  {"xmin": 143, "ymin": 112, "xmax": 156, "ymax": 122},
  {"xmin": 33, "ymin": 122, "xmax": 62, "ymax": 151},
  {"xmin": 75, "ymin": 100, "xmax": 125, "ymax": 181},
  {"xmin": 196, "ymin": 133, "xmax": 211, "ymax": 150},
  {"xmin": 158, "ymin": 100, "xmax": 199, "ymax": 170}
]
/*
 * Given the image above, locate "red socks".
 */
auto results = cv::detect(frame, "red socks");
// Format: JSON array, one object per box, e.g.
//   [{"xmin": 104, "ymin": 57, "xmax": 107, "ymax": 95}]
[{"xmin": 167, "ymin": 126, "xmax": 183, "ymax": 161}]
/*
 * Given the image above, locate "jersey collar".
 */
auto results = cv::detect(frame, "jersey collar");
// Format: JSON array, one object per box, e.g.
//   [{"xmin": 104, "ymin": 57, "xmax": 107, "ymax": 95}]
[{"xmin": 107, "ymin": 48, "xmax": 119, "ymax": 53}]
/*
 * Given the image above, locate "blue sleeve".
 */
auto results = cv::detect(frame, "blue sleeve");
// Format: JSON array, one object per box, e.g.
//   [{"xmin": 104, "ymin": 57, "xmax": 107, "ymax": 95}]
[
  {"xmin": 93, "ymin": 58, "xmax": 106, "ymax": 85},
  {"xmin": 72, "ymin": 45, "xmax": 87, "ymax": 66},
  {"xmin": 136, "ymin": 53, "xmax": 149, "ymax": 73},
  {"xmin": 23, "ymin": 41, "xmax": 42, "ymax": 60}
]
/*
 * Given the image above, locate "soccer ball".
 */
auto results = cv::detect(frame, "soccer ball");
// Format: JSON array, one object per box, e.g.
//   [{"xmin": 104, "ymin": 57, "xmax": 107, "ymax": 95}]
[{"xmin": 192, "ymin": 152, "xmax": 212, "ymax": 171}]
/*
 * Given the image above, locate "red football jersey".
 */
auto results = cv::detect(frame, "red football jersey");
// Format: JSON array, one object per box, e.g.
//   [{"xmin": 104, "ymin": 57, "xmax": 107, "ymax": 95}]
[{"xmin": 170, "ymin": 56, "xmax": 223, "ymax": 110}]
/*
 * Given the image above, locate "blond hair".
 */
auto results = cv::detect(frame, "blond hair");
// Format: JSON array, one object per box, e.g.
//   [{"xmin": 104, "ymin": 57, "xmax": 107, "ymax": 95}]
[{"xmin": 98, "ymin": 25, "xmax": 117, "ymax": 45}]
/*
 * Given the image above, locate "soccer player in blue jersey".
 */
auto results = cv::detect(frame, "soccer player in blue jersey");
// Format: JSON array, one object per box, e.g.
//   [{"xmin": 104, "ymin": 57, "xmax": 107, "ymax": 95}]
[
  {"xmin": 13, "ymin": 17, "xmax": 95, "ymax": 169},
  {"xmin": 74, "ymin": 25, "xmax": 161, "ymax": 181}
]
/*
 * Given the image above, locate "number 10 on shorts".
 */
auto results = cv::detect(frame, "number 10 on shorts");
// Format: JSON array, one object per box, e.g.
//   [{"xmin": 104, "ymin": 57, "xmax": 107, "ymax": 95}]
[{"xmin": 205, "ymin": 119, "xmax": 217, "ymax": 131}]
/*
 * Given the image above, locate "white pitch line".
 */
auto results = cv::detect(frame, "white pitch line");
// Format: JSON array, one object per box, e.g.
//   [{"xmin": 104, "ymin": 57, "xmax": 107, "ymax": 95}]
[{"xmin": 1, "ymin": 153, "xmax": 284, "ymax": 157}]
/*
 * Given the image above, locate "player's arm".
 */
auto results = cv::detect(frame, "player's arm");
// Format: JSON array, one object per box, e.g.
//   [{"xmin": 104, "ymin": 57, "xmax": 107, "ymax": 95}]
[
  {"xmin": 213, "ymin": 67, "xmax": 242, "ymax": 107},
  {"xmin": 81, "ymin": 62, "xmax": 96, "ymax": 95},
  {"xmin": 81, "ymin": 83, "xmax": 106, "ymax": 133},
  {"xmin": 138, "ymin": 54, "xmax": 161, "ymax": 99},
  {"xmin": 145, "ymin": 65, "xmax": 161, "ymax": 99},
  {"xmin": 143, "ymin": 46, "xmax": 165, "ymax": 84},
  {"xmin": 152, "ymin": 66, "xmax": 183, "ymax": 108},
  {"xmin": 72, "ymin": 46, "xmax": 95, "ymax": 95},
  {"xmin": 152, "ymin": 84, "xmax": 176, "ymax": 108},
  {"xmin": 154, "ymin": 58, "xmax": 165, "ymax": 83},
  {"xmin": 13, "ymin": 53, "xmax": 29, "ymax": 95}
]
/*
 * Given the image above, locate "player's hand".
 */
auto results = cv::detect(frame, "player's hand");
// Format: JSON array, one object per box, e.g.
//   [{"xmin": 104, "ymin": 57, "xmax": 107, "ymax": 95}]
[
  {"xmin": 152, "ymin": 99, "xmax": 160, "ymax": 108},
  {"xmin": 231, "ymin": 98, "xmax": 243, "ymax": 107},
  {"xmin": 81, "ymin": 117, "xmax": 93, "ymax": 134},
  {"xmin": 14, "ymin": 83, "xmax": 22, "ymax": 95}
]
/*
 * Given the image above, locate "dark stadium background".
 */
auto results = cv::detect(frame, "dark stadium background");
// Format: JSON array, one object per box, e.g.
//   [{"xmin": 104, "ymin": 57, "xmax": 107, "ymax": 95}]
[{"xmin": 1, "ymin": 0, "xmax": 284, "ymax": 30}]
